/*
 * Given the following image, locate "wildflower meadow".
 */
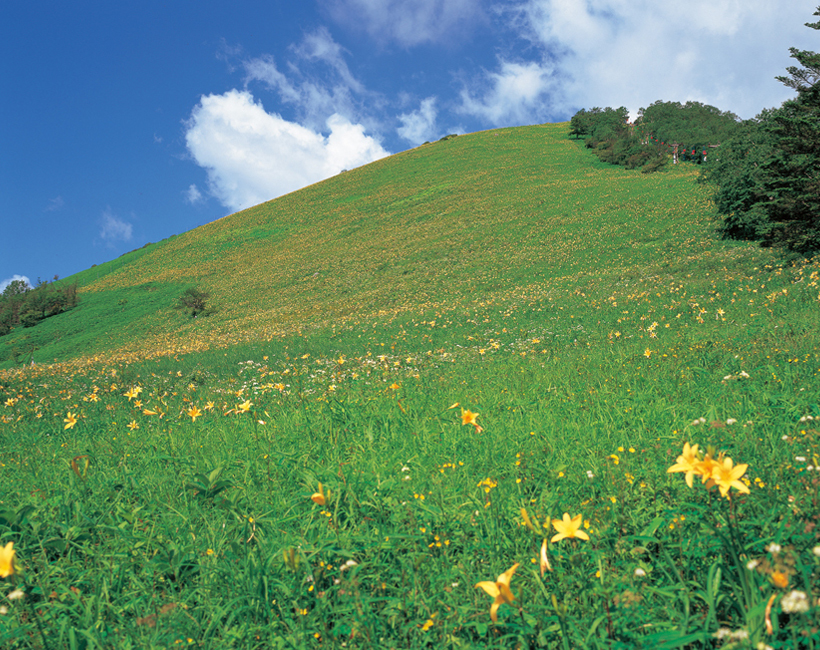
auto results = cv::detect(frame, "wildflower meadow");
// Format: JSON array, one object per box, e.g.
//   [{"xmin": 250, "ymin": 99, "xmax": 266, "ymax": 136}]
[{"xmin": 1, "ymin": 124, "xmax": 819, "ymax": 648}]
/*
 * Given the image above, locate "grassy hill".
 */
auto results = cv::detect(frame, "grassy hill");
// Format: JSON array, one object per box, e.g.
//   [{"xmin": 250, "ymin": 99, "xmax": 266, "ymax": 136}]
[
  {"xmin": 0, "ymin": 122, "xmax": 767, "ymax": 368},
  {"xmin": 1, "ymin": 123, "xmax": 820, "ymax": 648}
]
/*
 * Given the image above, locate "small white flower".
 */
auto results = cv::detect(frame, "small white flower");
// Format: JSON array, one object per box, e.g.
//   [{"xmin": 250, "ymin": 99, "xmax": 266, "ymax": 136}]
[
  {"xmin": 401, "ymin": 466, "xmax": 410, "ymax": 472},
  {"xmin": 795, "ymin": 456, "xmax": 807, "ymax": 462},
  {"xmin": 340, "ymin": 559, "xmax": 358, "ymax": 572},
  {"xmin": 586, "ymin": 470, "xmax": 595, "ymax": 479},
  {"xmin": 634, "ymin": 568, "xmax": 646, "ymax": 577},
  {"xmin": 739, "ymin": 371, "xmax": 750, "ymax": 378},
  {"xmin": 782, "ymin": 435, "xmax": 790, "ymax": 440},
  {"xmin": 726, "ymin": 418, "xmax": 737, "ymax": 425},
  {"xmin": 812, "ymin": 545, "xmax": 820, "ymax": 558},
  {"xmin": 0, "ymin": 605, "xmax": 7, "ymax": 615},
  {"xmin": 781, "ymin": 590, "xmax": 809, "ymax": 614},
  {"xmin": 7, "ymin": 589, "xmax": 24, "ymax": 601},
  {"xmin": 746, "ymin": 559, "xmax": 761, "ymax": 570},
  {"xmin": 766, "ymin": 543, "xmax": 782, "ymax": 554}
]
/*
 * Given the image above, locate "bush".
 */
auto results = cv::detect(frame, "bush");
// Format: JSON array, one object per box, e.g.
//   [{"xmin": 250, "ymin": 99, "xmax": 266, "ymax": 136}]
[{"xmin": 177, "ymin": 287, "xmax": 211, "ymax": 318}]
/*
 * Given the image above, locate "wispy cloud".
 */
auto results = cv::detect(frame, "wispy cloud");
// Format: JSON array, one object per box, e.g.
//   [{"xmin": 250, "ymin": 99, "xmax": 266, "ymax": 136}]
[
  {"xmin": 98, "ymin": 208, "xmax": 133, "ymax": 247},
  {"xmin": 322, "ymin": 0, "xmax": 487, "ymax": 47},
  {"xmin": 458, "ymin": 59, "xmax": 557, "ymax": 126},
  {"xmin": 397, "ymin": 96, "xmax": 438, "ymax": 143},
  {"xmin": 185, "ymin": 184, "xmax": 203, "ymax": 204},
  {"xmin": 185, "ymin": 90, "xmax": 389, "ymax": 212},
  {"xmin": 45, "ymin": 196, "xmax": 64, "ymax": 212},
  {"xmin": 241, "ymin": 28, "xmax": 378, "ymax": 132}
]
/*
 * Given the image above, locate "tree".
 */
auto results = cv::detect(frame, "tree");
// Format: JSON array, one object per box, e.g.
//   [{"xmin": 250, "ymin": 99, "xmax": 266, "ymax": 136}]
[{"xmin": 705, "ymin": 6, "xmax": 820, "ymax": 253}]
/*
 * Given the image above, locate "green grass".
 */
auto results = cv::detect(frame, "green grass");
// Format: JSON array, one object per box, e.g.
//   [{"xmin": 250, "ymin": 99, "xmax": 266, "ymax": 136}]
[{"xmin": 1, "ymin": 122, "xmax": 819, "ymax": 648}]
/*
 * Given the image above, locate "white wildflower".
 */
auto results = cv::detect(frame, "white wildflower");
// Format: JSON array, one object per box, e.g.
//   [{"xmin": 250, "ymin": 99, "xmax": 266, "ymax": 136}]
[
  {"xmin": 766, "ymin": 543, "xmax": 782, "ymax": 554},
  {"xmin": 781, "ymin": 590, "xmax": 809, "ymax": 614},
  {"xmin": 726, "ymin": 418, "xmax": 737, "ymax": 425},
  {"xmin": 634, "ymin": 568, "xmax": 646, "ymax": 577}
]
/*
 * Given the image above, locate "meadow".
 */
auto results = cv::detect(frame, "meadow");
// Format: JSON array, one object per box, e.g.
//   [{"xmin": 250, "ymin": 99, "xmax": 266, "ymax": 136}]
[{"xmin": 1, "ymin": 123, "xmax": 819, "ymax": 648}]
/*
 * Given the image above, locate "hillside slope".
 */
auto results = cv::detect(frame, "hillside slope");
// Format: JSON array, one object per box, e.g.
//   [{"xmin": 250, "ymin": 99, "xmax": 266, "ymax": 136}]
[{"xmin": 0, "ymin": 123, "xmax": 761, "ymax": 367}]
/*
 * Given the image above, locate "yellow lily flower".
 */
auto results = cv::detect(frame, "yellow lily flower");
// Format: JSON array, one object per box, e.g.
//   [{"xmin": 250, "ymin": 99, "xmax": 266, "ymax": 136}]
[
  {"xmin": 187, "ymin": 406, "xmax": 202, "ymax": 422},
  {"xmin": 667, "ymin": 442, "xmax": 701, "ymax": 488},
  {"xmin": 475, "ymin": 563, "xmax": 519, "ymax": 623},
  {"xmin": 0, "ymin": 541, "xmax": 15, "ymax": 578},
  {"xmin": 550, "ymin": 513, "xmax": 590, "ymax": 542},
  {"xmin": 711, "ymin": 456, "xmax": 750, "ymax": 498},
  {"xmin": 236, "ymin": 400, "xmax": 252, "ymax": 413},
  {"xmin": 64, "ymin": 412, "xmax": 78, "ymax": 430},
  {"xmin": 311, "ymin": 482, "xmax": 328, "ymax": 506}
]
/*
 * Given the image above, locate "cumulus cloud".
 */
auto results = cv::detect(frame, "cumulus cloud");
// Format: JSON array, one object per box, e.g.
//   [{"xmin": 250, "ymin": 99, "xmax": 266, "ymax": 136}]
[
  {"xmin": 322, "ymin": 0, "xmax": 486, "ymax": 47},
  {"xmin": 516, "ymin": 0, "xmax": 818, "ymax": 119},
  {"xmin": 397, "ymin": 97, "xmax": 438, "ymax": 143},
  {"xmin": 99, "ymin": 209, "xmax": 133, "ymax": 246},
  {"xmin": 185, "ymin": 89, "xmax": 389, "ymax": 212},
  {"xmin": 0, "ymin": 275, "xmax": 32, "ymax": 294},
  {"xmin": 458, "ymin": 59, "xmax": 557, "ymax": 126}
]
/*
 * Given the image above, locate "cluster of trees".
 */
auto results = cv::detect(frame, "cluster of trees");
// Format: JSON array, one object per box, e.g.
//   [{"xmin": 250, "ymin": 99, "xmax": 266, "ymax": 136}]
[
  {"xmin": 0, "ymin": 277, "xmax": 79, "ymax": 336},
  {"xmin": 569, "ymin": 101, "xmax": 740, "ymax": 172},
  {"xmin": 702, "ymin": 7, "xmax": 820, "ymax": 253},
  {"xmin": 571, "ymin": 6, "xmax": 820, "ymax": 254}
]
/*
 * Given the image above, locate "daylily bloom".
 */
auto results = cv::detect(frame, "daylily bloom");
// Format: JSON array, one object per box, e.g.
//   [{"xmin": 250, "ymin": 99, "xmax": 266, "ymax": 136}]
[
  {"xmin": 551, "ymin": 513, "xmax": 590, "ymax": 542},
  {"xmin": 187, "ymin": 406, "xmax": 202, "ymax": 422},
  {"xmin": 461, "ymin": 408, "xmax": 479, "ymax": 426},
  {"xmin": 311, "ymin": 482, "xmax": 328, "ymax": 506},
  {"xmin": 0, "ymin": 542, "xmax": 15, "ymax": 578},
  {"xmin": 711, "ymin": 456, "xmax": 750, "ymax": 498},
  {"xmin": 236, "ymin": 400, "xmax": 252, "ymax": 414},
  {"xmin": 667, "ymin": 442, "xmax": 701, "ymax": 488},
  {"xmin": 127, "ymin": 420, "xmax": 139, "ymax": 431},
  {"xmin": 475, "ymin": 563, "xmax": 519, "ymax": 623},
  {"xmin": 64, "ymin": 412, "xmax": 78, "ymax": 430}
]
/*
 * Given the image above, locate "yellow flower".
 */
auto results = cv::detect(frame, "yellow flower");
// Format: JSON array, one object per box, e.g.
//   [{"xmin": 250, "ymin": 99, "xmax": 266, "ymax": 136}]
[
  {"xmin": 64, "ymin": 412, "xmax": 78, "ymax": 430},
  {"xmin": 236, "ymin": 400, "xmax": 252, "ymax": 413},
  {"xmin": 711, "ymin": 456, "xmax": 750, "ymax": 499},
  {"xmin": 187, "ymin": 406, "xmax": 202, "ymax": 422},
  {"xmin": 550, "ymin": 513, "xmax": 590, "ymax": 542},
  {"xmin": 204, "ymin": 401, "xmax": 215, "ymax": 411},
  {"xmin": 0, "ymin": 542, "xmax": 15, "ymax": 578},
  {"xmin": 311, "ymin": 482, "xmax": 328, "ymax": 506},
  {"xmin": 461, "ymin": 408, "xmax": 478, "ymax": 426},
  {"xmin": 667, "ymin": 442, "xmax": 701, "ymax": 488},
  {"xmin": 127, "ymin": 420, "xmax": 139, "ymax": 431},
  {"xmin": 475, "ymin": 563, "xmax": 519, "ymax": 623}
]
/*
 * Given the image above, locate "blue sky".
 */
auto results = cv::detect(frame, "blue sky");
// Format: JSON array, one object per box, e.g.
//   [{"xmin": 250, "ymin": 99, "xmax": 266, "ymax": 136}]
[{"xmin": 2, "ymin": 0, "xmax": 817, "ymax": 291}]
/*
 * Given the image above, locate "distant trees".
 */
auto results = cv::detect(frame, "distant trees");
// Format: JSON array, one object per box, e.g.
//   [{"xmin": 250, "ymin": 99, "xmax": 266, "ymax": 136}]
[
  {"xmin": 569, "ymin": 102, "xmax": 738, "ymax": 172},
  {"xmin": 0, "ymin": 277, "xmax": 79, "ymax": 336},
  {"xmin": 703, "ymin": 5, "xmax": 820, "ymax": 253}
]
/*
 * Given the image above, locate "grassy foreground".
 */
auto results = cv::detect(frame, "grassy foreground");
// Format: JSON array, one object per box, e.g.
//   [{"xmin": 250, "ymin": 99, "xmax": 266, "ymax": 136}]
[{"xmin": 1, "ymin": 124, "xmax": 820, "ymax": 648}]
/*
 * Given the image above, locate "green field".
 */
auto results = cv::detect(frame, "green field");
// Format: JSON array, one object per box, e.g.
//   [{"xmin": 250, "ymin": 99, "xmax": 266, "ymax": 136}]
[{"xmin": 1, "ymin": 123, "xmax": 819, "ymax": 648}]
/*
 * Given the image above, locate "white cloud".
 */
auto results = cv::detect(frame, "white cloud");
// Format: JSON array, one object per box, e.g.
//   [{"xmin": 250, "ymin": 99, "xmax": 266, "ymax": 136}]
[
  {"xmin": 185, "ymin": 89, "xmax": 390, "ymax": 212},
  {"xmin": 322, "ymin": 0, "xmax": 486, "ymax": 47},
  {"xmin": 516, "ymin": 0, "xmax": 819, "ymax": 119},
  {"xmin": 185, "ymin": 184, "xmax": 203, "ymax": 204},
  {"xmin": 45, "ymin": 196, "xmax": 64, "ymax": 212},
  {"xmin": 242, "ymin": 29, "xmax": 375, "ymax": 132},
  {"xmin": 397, "ymin": 97, "xmax": 438, "ymax": 143},
  {"xmin": 0, "ymin": 275, "xmax": 32, "ymax": 294},
  {"xmin": 99, "ymin": 209, "xmax": 133, "ymax": 246},
  {"xmin": 458, "ymin": 59, "xmax": 557, "ymax": 126}
]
